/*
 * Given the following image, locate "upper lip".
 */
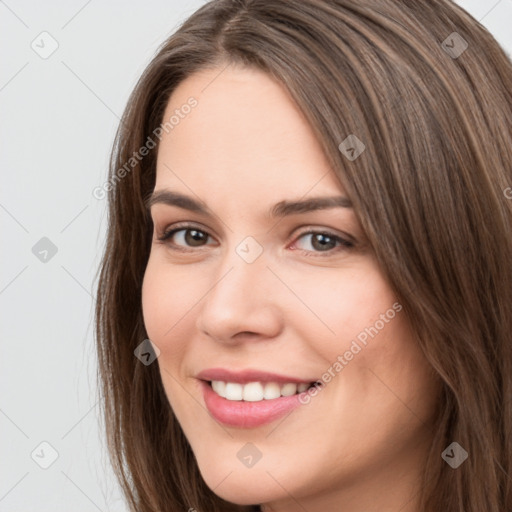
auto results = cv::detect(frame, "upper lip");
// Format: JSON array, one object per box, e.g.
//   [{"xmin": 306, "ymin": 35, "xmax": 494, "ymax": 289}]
[{"xmin": 196, "ymin": 368, "xmax": 316, "ymax": 385}]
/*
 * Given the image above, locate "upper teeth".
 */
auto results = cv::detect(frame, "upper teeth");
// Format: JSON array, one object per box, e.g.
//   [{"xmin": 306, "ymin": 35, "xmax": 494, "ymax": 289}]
[{"xmin": 211, "ymin": 381, "xmax": 310, "ymax": 401}]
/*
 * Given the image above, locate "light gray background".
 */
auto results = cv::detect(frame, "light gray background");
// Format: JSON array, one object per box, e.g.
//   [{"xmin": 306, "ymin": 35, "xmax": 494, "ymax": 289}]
[{"xmin": 1, "ymin": 1, "xmax": 510, "ymax": 511}]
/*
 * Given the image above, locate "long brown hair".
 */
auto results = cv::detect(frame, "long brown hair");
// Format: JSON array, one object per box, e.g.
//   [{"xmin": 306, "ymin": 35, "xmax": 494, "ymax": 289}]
[{"xmin": 95, "ymin": 1, "xmax": 512, "ymax": 510}]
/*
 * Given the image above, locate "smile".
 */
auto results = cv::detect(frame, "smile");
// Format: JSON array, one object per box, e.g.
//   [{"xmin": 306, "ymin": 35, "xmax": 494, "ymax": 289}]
[
  {"xmin": 196, "ymin": 368, "xmax": 320, "ymax": 428},
  {"xmin": 199, "ymin": 382, "xmax": 321, "ymax": 428},
  {"xmin": 210, "ymin": 380, "xmax": 312, "ymax": 401}
]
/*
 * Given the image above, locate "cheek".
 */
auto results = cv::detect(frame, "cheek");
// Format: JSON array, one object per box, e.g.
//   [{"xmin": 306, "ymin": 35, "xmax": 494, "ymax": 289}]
[
  {"xmin": 288, "ymin": 262, "xmax": 436, "ymax": 420},
  {"xmin": 141, "ymin": 256, "xmax": 202, "ymax": 342},
  {"xmin": 141, "ymin": 259, "xmax": 201, "ymax": 408},
  {"xmin": 141, "ymin": 261, "xmax": 169, "ymax": 342},
  {"xmin": 284, "ymin": 260, "xmax": 399, "ymax": 358}
]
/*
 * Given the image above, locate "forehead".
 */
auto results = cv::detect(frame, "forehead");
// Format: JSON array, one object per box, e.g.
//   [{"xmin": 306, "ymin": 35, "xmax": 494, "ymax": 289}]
[{"xmin": 155, "ymin": 65, "xmax": 345, "ymax": 208}]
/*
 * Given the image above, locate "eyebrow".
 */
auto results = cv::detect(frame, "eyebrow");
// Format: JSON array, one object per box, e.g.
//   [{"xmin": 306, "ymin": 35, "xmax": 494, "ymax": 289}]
[{"xmin": 145, "ymin": 189, "xmax": 352, "ymax": 218}]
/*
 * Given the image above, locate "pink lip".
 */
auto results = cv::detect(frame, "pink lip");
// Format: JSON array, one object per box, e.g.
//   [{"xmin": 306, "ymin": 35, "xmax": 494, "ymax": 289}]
[
  {"xmin": 200, "ymin": 380, "xmax": 304, "ymax": 428},
  {"xmin": 196, "ymin": 367, "xmax": 315, "ymax": 384}
]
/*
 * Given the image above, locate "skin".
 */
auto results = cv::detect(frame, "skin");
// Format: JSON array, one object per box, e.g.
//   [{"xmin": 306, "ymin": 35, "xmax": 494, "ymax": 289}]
[{"xmin": 142, "ymin": 64, "xmax": 440, "ymax": 512}]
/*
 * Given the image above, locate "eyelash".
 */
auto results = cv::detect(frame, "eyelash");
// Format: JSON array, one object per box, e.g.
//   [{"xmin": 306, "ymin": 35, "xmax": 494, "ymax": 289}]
[{"xmin": 155, "ymin": 222, "xmax": 355, "ymax": 256}]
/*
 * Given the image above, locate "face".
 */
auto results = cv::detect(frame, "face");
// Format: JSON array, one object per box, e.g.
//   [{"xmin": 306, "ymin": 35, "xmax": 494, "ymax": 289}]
[{"xmin": 142, "ymin": 64, "xmax": 439, "ymax": 511}]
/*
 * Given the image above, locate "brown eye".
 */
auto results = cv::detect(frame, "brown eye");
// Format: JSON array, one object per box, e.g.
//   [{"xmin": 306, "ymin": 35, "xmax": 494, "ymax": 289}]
[
  {"xmin": 310, "ymin": 233, "xmax": 337, "ymax": 251},
  {"xmin": 183, "ymin": 229, "xmax": 208, "ymax": 247},
  {"xmin": 293, "ymin": 230, "xmax": 354, "ymax": 254},
  {"xmin": 158, "ymin": 227, "xmax": 213, "ymax": 248}
]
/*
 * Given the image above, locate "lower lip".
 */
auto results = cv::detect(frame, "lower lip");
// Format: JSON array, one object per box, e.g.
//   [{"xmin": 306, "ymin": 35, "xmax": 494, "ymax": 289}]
[{"xmin": 200, "ymin": 380, "xmax": 304, "ymax": 428}]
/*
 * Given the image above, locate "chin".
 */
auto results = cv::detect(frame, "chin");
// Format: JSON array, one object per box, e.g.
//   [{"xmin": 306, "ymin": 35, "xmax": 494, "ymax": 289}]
[{"xmin": 197, "ymin": 461, "xmax": 288, "ymax": 506}]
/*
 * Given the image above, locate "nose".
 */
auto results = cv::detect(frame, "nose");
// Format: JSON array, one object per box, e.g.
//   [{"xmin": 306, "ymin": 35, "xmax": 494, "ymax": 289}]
[{"xmin": 195, "ymin": 246, "xmax": 284, "ymax": 344}]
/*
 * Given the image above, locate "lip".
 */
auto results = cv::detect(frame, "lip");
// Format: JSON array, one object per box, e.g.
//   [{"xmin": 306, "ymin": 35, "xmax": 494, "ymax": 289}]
[
  {"xmin": 196, "ymin": 367, "xmax": 315, "ymax": 385},
  {"xmin": 200, "ymin": 380, "xmax": 305, "ymax": 428}
]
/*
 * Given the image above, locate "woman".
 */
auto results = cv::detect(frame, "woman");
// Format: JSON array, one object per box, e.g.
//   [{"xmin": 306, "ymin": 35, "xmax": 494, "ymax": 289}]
[{"xmin": 95, "ymin": 1, "xmax": 512, "ymax": 511}]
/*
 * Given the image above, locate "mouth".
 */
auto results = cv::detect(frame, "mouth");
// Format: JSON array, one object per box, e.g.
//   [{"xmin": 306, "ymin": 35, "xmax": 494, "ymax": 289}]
[
  {"xmin": 198, "ymin": 377, "xmax": 321, "ymax": 428},
  {"xmin": 205, "ymin": 379, "xmax": 319, "ymax": 401},
  {"xmin": 196, "ymin": 368, "xmax": 321, "ymax": 427}
]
